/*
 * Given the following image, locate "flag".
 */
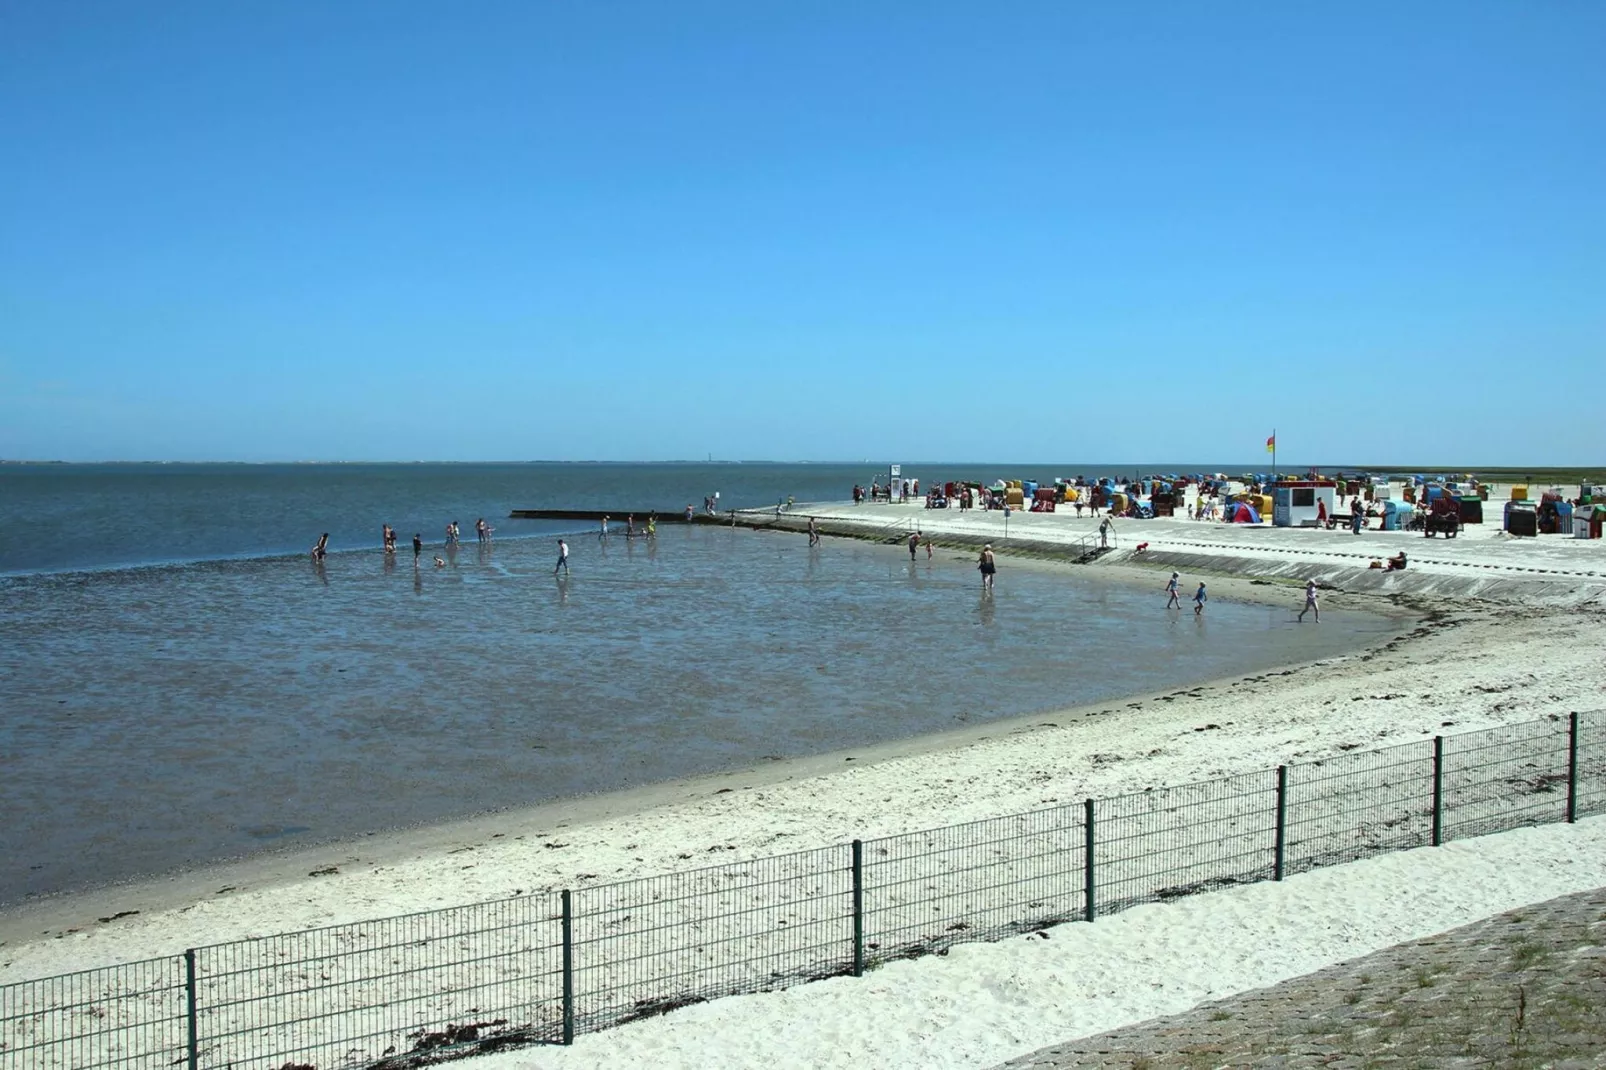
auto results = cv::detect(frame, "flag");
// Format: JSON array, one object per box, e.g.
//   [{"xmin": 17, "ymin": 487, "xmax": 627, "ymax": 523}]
[{"xmin": 1265, "ymin": 434, "xmax": 1276, "ymax": 454}]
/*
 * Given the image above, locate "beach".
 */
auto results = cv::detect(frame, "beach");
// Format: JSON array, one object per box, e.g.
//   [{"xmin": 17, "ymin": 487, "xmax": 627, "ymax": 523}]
[{"xmin": 3, "ymin": 486, "xmax": 1603, "ymax": 1068}]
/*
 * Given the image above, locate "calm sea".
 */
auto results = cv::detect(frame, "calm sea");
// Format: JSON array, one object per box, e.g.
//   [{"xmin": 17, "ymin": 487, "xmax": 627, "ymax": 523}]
[{"xmin": 0, "ymin": 463, "xmax": 1391, "ymax": 905}]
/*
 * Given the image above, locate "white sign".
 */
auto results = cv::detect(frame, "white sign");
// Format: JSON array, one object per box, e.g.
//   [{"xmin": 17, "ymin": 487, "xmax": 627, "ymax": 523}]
[{"xmin": 889, "ymin": 464, "xmax": 901, "ymax": 478}]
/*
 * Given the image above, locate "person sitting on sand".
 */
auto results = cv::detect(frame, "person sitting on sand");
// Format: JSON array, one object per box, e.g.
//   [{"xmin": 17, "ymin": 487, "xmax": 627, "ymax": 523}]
[{"xmin": 1386, "ymin": 551, "xmax": 1408, "ymax": 571}]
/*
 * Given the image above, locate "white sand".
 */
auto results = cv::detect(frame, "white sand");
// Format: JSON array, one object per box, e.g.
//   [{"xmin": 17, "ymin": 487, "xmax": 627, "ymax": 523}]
[
  {"xmin": 3, "ymin": 488, "xmax": 1603, "ymax": 1067},
  {"xmin": 476, "ymin": 818, "xmax": 1606, "ymax": 1070}
]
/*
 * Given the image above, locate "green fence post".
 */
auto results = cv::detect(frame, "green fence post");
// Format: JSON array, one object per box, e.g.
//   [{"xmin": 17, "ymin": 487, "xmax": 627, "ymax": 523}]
[
  {"xmin": 561, "ymin": 890, "xmax": 575, "ymax": 1046},
  {"xmin": 1274, "ymin": 765, "xmax": 1288, "ymax": 881},
  {"xmin": 851, "ymin": 840, "xmax": 865, "ymax": 977},
  {"xmin": 1567, "ymin": 712, "xmax": 1579, "ymax": 824},
  {"xmin": 1083, "ymin": 799, "xmax": 1096, "ymax": 923},
  {"xmin": 184, "ymin": 948, "xmax": 198, "ymax": 1070},
  {"xmin": 1431, "ymin": 736, "xmax": 1444, "ymax": 847}
]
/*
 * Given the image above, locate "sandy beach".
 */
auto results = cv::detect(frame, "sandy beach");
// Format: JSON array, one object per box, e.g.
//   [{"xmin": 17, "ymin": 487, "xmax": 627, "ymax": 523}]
[{"xmin": 4, "ymin": 487, "xmax": 1603, "ymax": 1068}]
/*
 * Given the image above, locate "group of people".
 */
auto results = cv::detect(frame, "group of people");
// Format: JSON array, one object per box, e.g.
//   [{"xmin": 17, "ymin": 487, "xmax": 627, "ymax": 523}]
[
  {"xmin": 309, "ymin": 520, "xmax": 496, "ymax": 567},
  {"xmin": 1163, "ymin": 572, "xmax": 1211, "ymax": 615},
  {"xmin": 598, "ymin": 513, "xmax": 657, "ymax": 538},
  {"xmin": 853, "ymin": 479, "xmax": 919, "ymax": 504},
  {"xmin": 1164, "ymin": 570, "xmax": 1332, "ymax": 621}
]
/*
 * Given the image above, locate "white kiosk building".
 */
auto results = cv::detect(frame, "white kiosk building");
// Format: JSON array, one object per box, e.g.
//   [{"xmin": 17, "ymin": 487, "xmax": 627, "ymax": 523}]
[{"xmin": 1272, "ymin": 480, "xmax": 1338, "ymax": 527}]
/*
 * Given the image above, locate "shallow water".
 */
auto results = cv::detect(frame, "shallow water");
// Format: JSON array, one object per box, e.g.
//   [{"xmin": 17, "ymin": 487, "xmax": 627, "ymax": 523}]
[{"xmin": 0, "ymin": 523, "xmax": 1395, "ymax": 905}]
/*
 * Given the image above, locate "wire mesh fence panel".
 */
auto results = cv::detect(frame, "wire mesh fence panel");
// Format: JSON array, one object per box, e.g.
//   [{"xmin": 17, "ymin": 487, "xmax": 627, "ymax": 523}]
[
  {"xmin": 862, "ymin": 804, "xmax": 1085, "ymax": 964},
  {"xmin": 1578, "ymin": 711, "xmax": 1606, "ymax": 819},
  {"xmin": 0, "ymin": 957, "xmax": 185, "ymax": 1070},
  {"xmin": 1096, "ymin": 771, "xmax": 1275, "ymax": 915},
  {"xmin": 9, "ymin": 713, "xmax": 1603, "ymax": 1067},
  {"xmin": 571, "ymin": 845, "xmax": 849, "ymax": 1036},
  {"xmin": 1442, "ymin": 718, "xmax": 1571, "ymax": 841},
  {"xmin": 193, "ymin": 893, "xmax": 562, "ymax": 1069},
  {"xmin": 1284, "ymin": 739, "xmax": 1433, "ymax": 877}
]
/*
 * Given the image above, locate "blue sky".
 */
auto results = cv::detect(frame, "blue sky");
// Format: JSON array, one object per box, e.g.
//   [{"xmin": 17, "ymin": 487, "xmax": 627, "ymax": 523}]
[{"xmin": 2, "ymin": 2, "xmax": 1602, "ymax": 465}]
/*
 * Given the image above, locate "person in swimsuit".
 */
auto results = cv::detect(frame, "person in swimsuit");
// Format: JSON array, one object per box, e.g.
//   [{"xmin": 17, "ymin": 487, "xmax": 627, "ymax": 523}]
[
  {"xmin": 1165, "ymin": 571, "xmax": 1181, "ymax": 609},
  {"xmin": 311, "ymin": 533, "xmax": 329, "ymax": 561},
  {"xmin": 1193, "ymin": 582, "xmax": 1207, "ymax": 615},
  {"xmin": 808, "ymin": 517, "xmax": 819, "ymax": 547},
  {"xmin": 978, "ymin": 544, "xmax": 996, "ymax": 589},
  {"xmin": 1298, "ymin": 579, "xmax": 1320, "ymax": 622}
]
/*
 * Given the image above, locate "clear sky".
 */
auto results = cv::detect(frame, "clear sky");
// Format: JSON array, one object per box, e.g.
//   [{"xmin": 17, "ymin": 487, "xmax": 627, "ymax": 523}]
[{"xmin": 2, "ymin": 2, "xmax": 1602, "ymax": 465}]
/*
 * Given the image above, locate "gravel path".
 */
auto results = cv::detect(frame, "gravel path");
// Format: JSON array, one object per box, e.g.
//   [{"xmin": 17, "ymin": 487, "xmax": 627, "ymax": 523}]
[{"xmin": 994, "ymin": 886, "xmax": 1606, "ymax": 1069}]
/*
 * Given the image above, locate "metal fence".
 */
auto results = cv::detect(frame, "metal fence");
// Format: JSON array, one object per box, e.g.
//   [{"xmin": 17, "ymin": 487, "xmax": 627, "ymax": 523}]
[{"xmin": 3, "ymin": 711, "xmax": 1601, "ymax": 1070}]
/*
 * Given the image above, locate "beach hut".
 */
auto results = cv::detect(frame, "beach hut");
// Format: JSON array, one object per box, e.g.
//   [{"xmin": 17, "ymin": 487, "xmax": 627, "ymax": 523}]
[
  {"xmin": 1271, "ymin": 480, "xmax": 1337, "ymax": 528},
  {"xmin": 1382, "ymin": 500, "xmax": 1414, "ymax": 531},
  {"xmin": 1504, "ymin": 501, "xmax": 1538, "ymax": 536},
  {"xmin": 1538, "ymin": 497, "xmax": 1572, "ymax": 535}
]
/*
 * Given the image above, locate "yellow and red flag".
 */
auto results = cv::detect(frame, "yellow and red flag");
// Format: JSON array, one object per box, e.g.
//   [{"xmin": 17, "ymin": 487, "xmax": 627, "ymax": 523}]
[{"xmin": 1265, "ymin": 434, "xmax": 1276, "ymax": 454}]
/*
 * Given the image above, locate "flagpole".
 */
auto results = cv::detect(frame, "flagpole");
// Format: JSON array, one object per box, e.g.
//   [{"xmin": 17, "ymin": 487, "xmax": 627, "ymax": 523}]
[{"xmin": 1271, "ymin": 428, "xmax": 1276, "ymax": 481}]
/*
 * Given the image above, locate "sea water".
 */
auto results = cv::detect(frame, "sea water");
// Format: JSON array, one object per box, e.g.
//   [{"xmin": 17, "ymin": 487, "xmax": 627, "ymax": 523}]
[{"xmin": 0, "ymin": 464, "xmax": 1393, "ymax": 904}]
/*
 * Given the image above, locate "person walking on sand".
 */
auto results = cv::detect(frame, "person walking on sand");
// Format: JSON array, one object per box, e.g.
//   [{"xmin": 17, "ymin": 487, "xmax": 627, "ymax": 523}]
[
  {"xmin": 1193, "ymin": 581, "xmax": 1208, "ymax": 615},
  {"xmin": 554, "ymin": 538, "xmax": 570, "ymax": 575},
  {"xmin": 926, "ymin": 537, "xmax": 933, "ymax": 560},
  {"xmin": 908, "ymin": 530, "xmax": 919, "ymax": 561},
  {"xmin": 1165, "ymin": 571, "xmax": 1181, "ymax": 609},
  {"xmin": 978, "ymin": 544, "xmax": 996, "ymax": 589},
  {"xmin": 808, "ymin": 516, "xmax": 819, "ymax": 547},
  {"xmin": 1298, "ymin": 578, "xmax": 1320, "ymax": 622}
]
